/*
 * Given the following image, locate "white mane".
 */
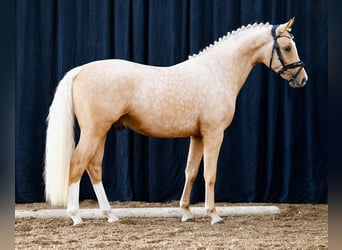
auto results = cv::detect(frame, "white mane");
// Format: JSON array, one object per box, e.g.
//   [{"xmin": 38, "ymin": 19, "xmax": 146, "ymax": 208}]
[{"xmin": 188, "ymin": 22, "xmax": 270, "ymax": 59}]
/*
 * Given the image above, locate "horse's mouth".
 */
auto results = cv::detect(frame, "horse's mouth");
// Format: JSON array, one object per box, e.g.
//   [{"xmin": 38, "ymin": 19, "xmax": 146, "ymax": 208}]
[
  {"xmin": 289, "ymin": 78, "xmax": 306, "ymax": 88},
  {"xmin": 289, "ymin": 79, "xmax": 299, "ymax": 88}
]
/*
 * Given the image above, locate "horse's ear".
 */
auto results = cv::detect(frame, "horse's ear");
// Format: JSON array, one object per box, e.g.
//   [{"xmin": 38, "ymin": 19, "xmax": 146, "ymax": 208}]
[{"xmin": 277, "ymin": 17, "xmax": 295, "ymax": 34}]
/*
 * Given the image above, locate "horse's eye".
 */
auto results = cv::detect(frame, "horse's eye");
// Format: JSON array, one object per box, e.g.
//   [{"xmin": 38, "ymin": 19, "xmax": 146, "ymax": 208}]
[{"xmin": 284, "ymin": 46, "xmax": 291, "ymax": 52}]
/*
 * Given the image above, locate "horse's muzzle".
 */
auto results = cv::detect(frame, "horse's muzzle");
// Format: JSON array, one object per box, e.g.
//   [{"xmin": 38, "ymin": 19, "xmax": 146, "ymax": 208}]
[
  {"xmin": 288, "ymin": 68, "xmax": 308, "ymax": 88},
  {"xmin": 289, "ymin": 76, "xmax": 307, "ymax": 88}
]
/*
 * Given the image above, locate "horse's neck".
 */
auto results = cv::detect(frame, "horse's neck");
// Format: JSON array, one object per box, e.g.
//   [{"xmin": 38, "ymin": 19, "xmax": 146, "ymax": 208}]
[{"xmin": 198, "ymin": 26, "xmax": 271, "ymax": 94}]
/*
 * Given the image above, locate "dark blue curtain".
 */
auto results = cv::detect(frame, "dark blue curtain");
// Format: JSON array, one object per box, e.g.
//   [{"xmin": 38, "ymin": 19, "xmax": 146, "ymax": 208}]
[{"xmin": 16, "ymin": 0, "xmax": 327, "ymax": 204}]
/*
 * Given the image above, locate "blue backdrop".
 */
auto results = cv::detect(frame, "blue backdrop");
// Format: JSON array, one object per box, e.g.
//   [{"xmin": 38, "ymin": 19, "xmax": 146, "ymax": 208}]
[{"xmin": 16, "ymin": 0, "xmax": 327, "ymax": 204}]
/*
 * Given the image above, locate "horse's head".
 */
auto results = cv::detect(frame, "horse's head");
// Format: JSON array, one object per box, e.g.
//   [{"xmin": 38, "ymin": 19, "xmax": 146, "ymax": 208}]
[{"xmin": 269, "ymin": 18, "xmax": 308, "ymax": 88}]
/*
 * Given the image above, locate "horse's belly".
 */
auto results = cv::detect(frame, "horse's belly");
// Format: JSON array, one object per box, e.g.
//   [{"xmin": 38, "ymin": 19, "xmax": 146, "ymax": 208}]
[{"xmin": 121, "ymin": 113, "xmax": 200, "ymax": 138}]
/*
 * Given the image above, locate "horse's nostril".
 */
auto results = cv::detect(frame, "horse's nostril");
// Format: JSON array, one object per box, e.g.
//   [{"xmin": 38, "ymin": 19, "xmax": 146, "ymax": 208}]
[{"xmin": 301, "ymin": 77, "xmax": 306, "ymax": 85}]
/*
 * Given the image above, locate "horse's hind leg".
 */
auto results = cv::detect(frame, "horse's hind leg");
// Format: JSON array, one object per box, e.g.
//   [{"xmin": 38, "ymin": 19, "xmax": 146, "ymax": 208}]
[
  {"xmin": 180, "ymin": 136, "xmax": 203, "ymax": 222},
  {"xmin": 87, "ymin": 137, "xmax": 119, "ymax": 222},
  {"xmin": 67, "ymin": 129, "xmax": 107, "ymax": 225}
]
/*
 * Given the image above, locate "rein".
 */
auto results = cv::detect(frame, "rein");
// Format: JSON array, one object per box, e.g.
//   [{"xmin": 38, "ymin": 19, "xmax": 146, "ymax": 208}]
[{"xmin": 269, "ymin": 25, "xmax": 304, "ymax": 80}]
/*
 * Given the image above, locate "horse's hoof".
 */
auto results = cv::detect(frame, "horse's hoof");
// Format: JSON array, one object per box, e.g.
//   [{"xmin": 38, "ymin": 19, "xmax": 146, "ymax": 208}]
[
  {"xmin": 107, "ymin": 216, "xmax": 119, "ymax": 223},
  {"xmin": 181, "ymin": 209, "xmax": 194, "ymax": 222},
  {"xmin": 103, "ymin": 210, "xmax": 119, "ymax": 223},
  {"xmin": 181, "ymin": 214, "xmax": 194, "ymax": 222},
  {"xmin": 68, "ymin": 210, "xmax": 83, "ymax": 226},
  {"xmin": 211, "ymin": 219, "xmax": 224, "ymax": 225},
  {"xmin": 70, "ymin": 216, "xmax": 83, "ymax": 226},
  {"xmin": 210, "ymin": 213, "xmax": 224, "ymax": 224},
  {"xmin": 73, "ymin": 220, "xmax": 83, "ymax": 226}
]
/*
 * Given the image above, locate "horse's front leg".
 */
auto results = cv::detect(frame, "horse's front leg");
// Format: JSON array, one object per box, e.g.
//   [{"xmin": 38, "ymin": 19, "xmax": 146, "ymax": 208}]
[
  {"xmin": 180, "ymin": 136, "xmax": 203, "ymax": 222},
  {"xmin": 203, "ymin": 129, "xmax": 224, "ymax": 224}
]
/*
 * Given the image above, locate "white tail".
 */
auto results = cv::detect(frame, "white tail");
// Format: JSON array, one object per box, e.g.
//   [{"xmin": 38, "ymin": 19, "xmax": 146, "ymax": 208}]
[{"xmin": 44, "ymin": 66, "xmax": 83, "ymax": 206}]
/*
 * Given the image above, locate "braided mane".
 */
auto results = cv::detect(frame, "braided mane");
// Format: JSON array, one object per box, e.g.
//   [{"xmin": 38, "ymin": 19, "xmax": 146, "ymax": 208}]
[{"xmin": 188, "ymin": 22, "xmax": 270, "ymax": 59}]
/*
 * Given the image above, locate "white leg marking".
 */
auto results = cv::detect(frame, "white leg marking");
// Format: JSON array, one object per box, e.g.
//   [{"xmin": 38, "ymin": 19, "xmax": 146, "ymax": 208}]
[
  {"xmin": 67, "ymin": 180, "xmax": 82, "ymax": 225},
  {"xmin": 93, "ymin": 182, "xmax": 119, "ymax": 222}
]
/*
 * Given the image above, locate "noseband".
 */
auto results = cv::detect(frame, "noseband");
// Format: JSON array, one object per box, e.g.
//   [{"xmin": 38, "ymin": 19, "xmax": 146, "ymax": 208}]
[{"xmin": 269, "ymin": 25, "xmax": 304, "ymax": 80}]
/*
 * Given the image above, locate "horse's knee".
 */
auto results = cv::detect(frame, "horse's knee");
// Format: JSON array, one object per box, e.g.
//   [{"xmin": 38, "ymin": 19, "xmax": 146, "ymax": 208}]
[
  {"xmin": 204, "ymin": 172, "xmax": 216, "ymax": 187},
  {"xmin": 185, "ymin": 168, "xmax": 198, "ymax": 183},
  {"xmin": 185, "ymin": 159, "xmax": 201, "ymax": 180}
]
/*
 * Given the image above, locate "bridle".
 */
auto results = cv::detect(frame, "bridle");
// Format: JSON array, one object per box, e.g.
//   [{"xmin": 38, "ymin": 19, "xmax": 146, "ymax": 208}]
[{"xmin": 269, "ymin": 25, "xmax": 304, "ymax": 81}]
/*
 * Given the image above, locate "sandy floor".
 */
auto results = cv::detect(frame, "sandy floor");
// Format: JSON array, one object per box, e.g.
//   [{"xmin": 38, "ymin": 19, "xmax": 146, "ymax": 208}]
[{"xmin": 15, "ymin": 200, "xmax": 328, "ymax": 249}]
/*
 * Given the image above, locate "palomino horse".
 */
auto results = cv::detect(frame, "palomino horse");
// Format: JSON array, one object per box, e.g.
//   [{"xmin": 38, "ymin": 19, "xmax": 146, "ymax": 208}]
[{"xmin": 44, "ymin": 18, "xmax": 307, "ymax": 225}]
